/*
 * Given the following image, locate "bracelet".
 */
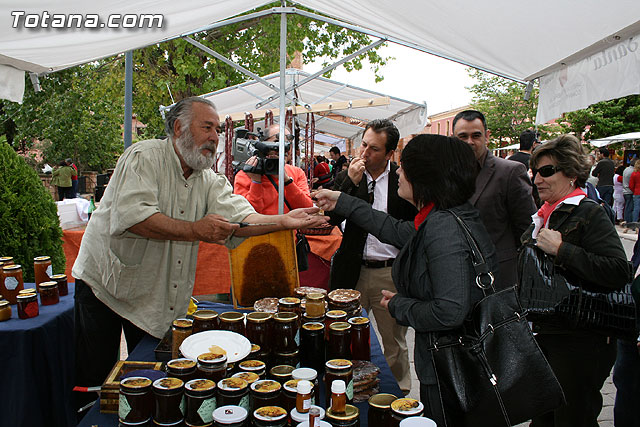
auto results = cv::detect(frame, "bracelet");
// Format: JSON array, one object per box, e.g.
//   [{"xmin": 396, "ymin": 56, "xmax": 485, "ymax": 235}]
[
  {"xmin": 251, "ymin": 180, "xmax": 262, "ymax": 184},
  {"xmin": 285, "ymin": 178, "xmax": 293, "ymax": 186}
]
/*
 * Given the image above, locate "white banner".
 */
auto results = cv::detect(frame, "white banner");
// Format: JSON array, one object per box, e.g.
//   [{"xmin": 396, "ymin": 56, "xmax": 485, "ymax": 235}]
[
  {"xmin": 0, "ymin": 64, "xmax": 24, "ymax": 103},
  {"xmin": 537, "ymin": 35, "xmax": 640, "ymax": 124}
]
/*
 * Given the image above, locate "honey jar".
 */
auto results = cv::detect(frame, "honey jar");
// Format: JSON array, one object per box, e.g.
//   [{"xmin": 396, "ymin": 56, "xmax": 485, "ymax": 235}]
[
  {"xmin": 300, "ymin": 322, "xmax": 325, "ymax": 373},
  {"xmin": 238, "ymin": 360, "xmax": 267, "ymax": 379},
  {"xmin": 249, "ymin": 379, "xmax": 282, "ymax": 412},
  {"xmin": 152, "ymin": 377, "xmax": 185, "ymax": 426},
  {"xmin": 232, "ymin": 372, "xmax": 260, "ymax": 387},
  {"xmin": 324, "ymin": 310, "xmax": 347, "ymax": 340},
  {"xmin": 217, "ymin": 378, "xmax": 250, "ymax": 412},
  {"xmin": 269, "ymin": 365, "xmax": 295, "ymax": 383},
  {"xmin": 197, "ymin": 353, "xmax": 228, "ymax": 384},
  {"xmin": 193, "ymin": 309, "xmax": 219, "ymax": 333},
  {"xmin": 39, "ymin": 281, "xmax": 59, "ymax": 306},
  {"xmin": 172, "ymin": 318, "xmax": 193, "ymax": 358},
  {"xmin": 305, "ymin": 293, "xmax": 325, "ymax": 318},
  {"xmin": 389, "ymin": 399, "xmax": 424, "ymax": 427},
  {"xmin": 324, "ymin": 360, "xmax": 353, "ymax": 407},
  {"xmin": 119, "ymin": 376, "xmax": 153, "ymax": 425},
  {"xmin": 327, "ymin": 322, "xmax": 352, "ymax": 360},
  {"xmin": 185, "ymin": 379, "xmax": 217, "ymax": 427},
  {"xmin": 253, "ymin": 406, "xmax": 287, "ymax": 427},
  {"xmin": 367, "ymin": 393, "xmax": 398, "ymax": 427},
  {"xmin": 246, "ymin": 312, "xmax": 272, "ymax": 354},
  {"xmin": 0, "ymin": 300, "xmax": 11, "ymax": 321},
  {"xmin": 49, "ymin": 273, "xmax": 68, "ymax": 297},
  {"xmin": 272, "ymin": 312, "xmax": 299, "ymax": 353},
  {"xmin": 33, "ymin": 256, "xmax": 52, "ymax": 292},
  {"xmin": 219, "ymin": 312, "xmax": 246, "ymax": 335},
  {"xmin": 2, "ymin": 264, "xmax": 24, "ymax": 304},
  {"xmin": 17, "ymin": 292, "xmax": 38, "ymax": 319},
  {"xmin": 166, "ymin": 358, "xmax": 197, "ymax": 383},
  {"xmin": 326, "ymin": 404, "xmax": 360, "ymax": 427},
  {"xmin": 348, "ymin": 317, "xmax": 370, "ymax": 361}
]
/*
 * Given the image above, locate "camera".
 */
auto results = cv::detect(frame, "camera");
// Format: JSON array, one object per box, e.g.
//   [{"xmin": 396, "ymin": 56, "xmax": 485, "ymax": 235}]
[{"xmin": 232, "ymin": 127, "xmax": 290, "ymax": 175}]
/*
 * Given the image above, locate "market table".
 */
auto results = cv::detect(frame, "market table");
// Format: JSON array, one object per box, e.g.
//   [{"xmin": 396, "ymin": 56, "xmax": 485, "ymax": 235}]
[
  {"xmin": 0, "ymin": 283, "xmax": 76, "ymax": 427},
  {"xmin": 78, "ymin": 301, "xmax": 402, "ymax": 427}
]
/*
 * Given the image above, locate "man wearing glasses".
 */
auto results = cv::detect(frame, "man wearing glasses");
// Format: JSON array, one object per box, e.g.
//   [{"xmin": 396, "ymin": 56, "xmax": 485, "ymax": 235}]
[
  {"xmin": 453, "ymin": 110, "xmax": 537, "ymax": 290},
  {"xmin": 328, "ymin": 119, "xmax": 417, "ymax": 395},
  {"xmin": 234, "ymin": 124, "xmax": 313, "ymax": 215}
]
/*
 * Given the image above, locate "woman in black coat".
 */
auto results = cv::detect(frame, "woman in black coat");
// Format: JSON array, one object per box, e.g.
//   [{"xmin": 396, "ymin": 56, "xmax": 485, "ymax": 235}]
[{"xmin": 314, "ymin": 134, "xmax": 498, "ymax": 425}]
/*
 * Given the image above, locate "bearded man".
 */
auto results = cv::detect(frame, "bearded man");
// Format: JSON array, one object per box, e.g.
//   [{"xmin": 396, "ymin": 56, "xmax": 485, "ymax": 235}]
[{"xmin": 72, "ymin": 97, "xmax": 325, "ymax": 413}]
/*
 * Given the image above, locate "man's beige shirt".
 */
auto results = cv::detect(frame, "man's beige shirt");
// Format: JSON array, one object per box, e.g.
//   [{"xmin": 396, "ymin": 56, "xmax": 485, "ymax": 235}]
[{"xmin": 72, "ymin": 139, "xmax": 255, "ymax": 337}]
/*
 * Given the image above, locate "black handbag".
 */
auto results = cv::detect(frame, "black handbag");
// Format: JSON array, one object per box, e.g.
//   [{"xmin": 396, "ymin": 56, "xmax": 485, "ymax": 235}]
[
  {"xmin": 518, "ymin": 243, "xmax": 637, "ymax": 340},
  {"xmin": 428, "ymin": 211, "xmax": 565, "ymax": 426}
]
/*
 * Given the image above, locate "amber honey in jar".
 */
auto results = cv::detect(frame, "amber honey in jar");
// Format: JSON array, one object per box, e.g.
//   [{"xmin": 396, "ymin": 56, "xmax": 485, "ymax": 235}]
[
  {"xmin": 389, "ymin": 399, "xmax": 424, "ymax": 427},
  {"xmin": 49, "ymin": 274, "xmax": 69, "ymax": 297},
  {"xmin": 33, "ymin": 256, "xmax": 52, "ymax": 292},
  {"xmin": 324, "ymin": 310, "xmax": 347, "ymax": 340},
  {"xmin": 367, "ymin": 393, "xmax": 398, "ymax": 427},
  {"xmin": 2, "ymin": 264, "xmax": 24, "ymax": 304},
  {"xmin": 119, "ymin": 376, "xmax": 153, "ymax": 425},
  {"xmin": 167, "ymin": 358, "xmax": 198, "ymax": 384},
  {"xmin": 253, "ymin": 406, "xmax": 287, "ymax": 427},
  {"xmin": 152, "ymin": 377, "xmax": 185, "ymax": 425},
  {"xmin": 39, "ymin": 281, "xmax": 59, "ymax": 306},
  {"xmin": 217, "ymin": 378, "xmax": 250, "ymax": 412},
  {"xmin": 300, "ymin": 322, "xmax": 325, "ymax": 373},
  {"xmin": 249, "ymin": 379, "xmax": 282, "ymax": 412},
  {"xmin": 172, "ymin": 318, "xmax": 193, "ymax": 359},
  {"xmin": 272, "ymin": 312, "xmax": 299, "ymax": 353},
  {"xmin": 348, "ymin": 317, "xmax": 370, "ymax": 361},
  {"xmin": 0, "ymin": 300, "xmax": 11, "ymax": 322},
  {"xmin": 193, "ymin": 309, "xmax": 219, "ymax": 334},
  {"xmin": 185, "ymin": 378, "xmax": 217, "ymax": 427},
  {"xmin": 246, "ymin": 312, "xmax": 272, "ymax": 353},
  {"xmin": 325, "ymin": 404, "xmax": 360, "ymax": 427},
  {"xmin": 328, "ymin": 322, "xmax": 352, "ymax": 360},
  {"xmin": 324, "ymin": 360, "xmax": 353, "ymax": 407},
  {"xmin": 219, "ymin": 312, "xmax": 246, "ymax": 335},
  {"xmin": 305, "ymin": 293, "xmax": 325, "ymax": 319},
  {"xmin": 232, "ymin": 372, "xmax": 260, "ymax": 387},
  {"xmin": 197, "ymin": 353, "xmax": 228, "ymax": 384},
  {"xmin": 238, "ymin": 360, "xmax": 267, "ymax": 379},
  {"xmin": 17, "ymin": 292, "xmax": 39, "ymax": 319}
]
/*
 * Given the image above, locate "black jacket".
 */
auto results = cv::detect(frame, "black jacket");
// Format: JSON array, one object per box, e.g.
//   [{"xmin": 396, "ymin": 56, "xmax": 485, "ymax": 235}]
[{"xmin": 328, "ymin": 163, "xmax": 417, "ymax": 289}]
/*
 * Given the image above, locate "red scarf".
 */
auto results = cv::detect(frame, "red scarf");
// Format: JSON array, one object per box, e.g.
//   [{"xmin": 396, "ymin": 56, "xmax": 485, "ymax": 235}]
[
  {"xmin": 537, "ymin": 187, "xmax": 586, "ymax": 226},
  {"xmin": 414, "ymin": 202, "xmax": 435, "ymax": 230}
]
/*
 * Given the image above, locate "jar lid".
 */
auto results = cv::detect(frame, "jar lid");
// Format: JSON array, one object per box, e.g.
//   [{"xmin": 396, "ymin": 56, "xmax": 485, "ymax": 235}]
[
  {"xmin": 185, "ymin": 379, "xmax": 216, "ymax": 393},
  {"xmin": 193, "ymin": 309, "xmax": 218, "ymax": 320},
  {"xmin": 368, "ymin": 393, "xmax": 398, "ymax": 409},
  {"xmin": 325, "ymin": 359, "xmax": 352, "ymax": 370},
  {"xmin": 219, "ymin": 311, "xmax": 245, "ymax": 322},
  {"xmin": 239, "ymin": 360, "xmax": 266, "ymax": 371},
  {"xmin": 292, "ymin": 367, "xmax": 317, "ymax": 382},
  {"xmin": 253, "ymin": 406, "xmax": 287, "ymax": 422},
  {"xmin": 391, "ymin": 398, "xmax": 424, "ymax": 416},
  {"xmin": 34, "ymin": 256, "xmax": 51, "ymax": 262},
  {"xmin": 246, "ymin": 311, "xmax": 272, "ymax": 322},
  {"xmin": 325, "ymin": 405, "xmax": 359, "ymax": 422},
  {"xmin": 302, "ymin": 322, "xmax": 324, "ymax": 331},
  {"xmin": 270, "ymin": 364, "xmax": 295, "ymax": 378},
  {"xmin": 274, "ymin": 349, "xmax": 299, "ymax": 357},
  {"xmin": 291, "ymin": 406, "xmax": 326, "ymax": 423},
  {"xmin": 198, "ymin": 352, "xmax": 227, "ymax": 365},
  {"xmin": 0, "ymin": 300, "xmax": 9, "ymax": 308},
  {"xmin": 232, "ymin": 372, "xmax": 260, "ymax": 384},
  {"xmin": 17, "ymin": 293, "xmax": 36, "ymax": 301},
  {"xmin": 251, "ymin": 379, "xmax": 281, "ymax": 393},
  {"xmin": 153, "ymin": 377, "xmax": 184, "ymax": 391},
  {"xmin": 250, "ymin": 344, "xmax": 261, "ymax": 353},
  {"xmin": 218, "ymin": 377, "xmax": 248, "ymax": 391},
  {"xmin": 172, "ymin": 318, "xmax": 193, "ymax": 329},
  {"xmin": 399, "ymin": 416, "xmax": 437, "ymax": 427},
  {"xmin": 329, "ymin": 321, "xmax": 351, "ymax": 332},
  {"xmin": 0, "ymin": 256, "xmax": 13, "ymax": 263},
  {"xmin": 167, "ymin": 358, "xmax": 196, "ymax": 370},
  {"xmin": 18, "ymin": 289, "xmax": 36, "ymax": 294},
  {"xmin": 213, "ymin": 405, "xmax": 248, "ymax": 424},
  {"xmin": 331, "ymin": 380, "xmax": 346, "ymax": 394},
  {"xmin": 325, "ymin": 310, "xmax": 347, "ymax": 318},
  {"xmin": 274, "ymin": 312, "xmax": 298, "ymax": 323},
  {"xmin": 3, "ymin": 264, "xmax": 21, "ymax": 271},
  {"xmin": 283, "ymin": 379, "xmax": 300, "ymax": 393},
  {"xmin": 39, "ymin": 281, "xmax": 58, "ymax": 289},
  {"xmin": 348, "ymin": 316, "xmax": 370, "ymax": 326},
  {"xmin": 279, "ymin": 297, "xmax": 301, "ymax": 306},
  {"xmin": 50, "ymin": 274, "xmax": 67, "ymax": 280},
  {"xmin": 120, "ymin": 376, "xmax": 152, "ymax": 391},
  {"xmin": 296, "ymin": 380, "xmax": 312, "ymax": 394},
  {"xmin": 306, "ymin": 293, "xmax": 324, "ymax": 301}
]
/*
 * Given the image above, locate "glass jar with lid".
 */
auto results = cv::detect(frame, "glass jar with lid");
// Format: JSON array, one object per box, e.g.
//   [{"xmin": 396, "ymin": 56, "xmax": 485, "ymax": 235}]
[
  {"xmin": 238, "ymin": 360, "xmax": 266, "ymax": 379},
  {"xmin": 325, "ymin": 404, "xmax": 360, "ymax": 427},
  {"xmin": 324, "ymin": 310, "xmax": 347, "ymax": 340},
  {"xmin": 49, "ymin": 273, "xmax": 69, "ymax": 297},
  {"xmin": 172, "ymin": 318, "xmax": 193, "ymax": 359},
  {"xmin": 0, "ymin": 300, "xmax": 11, "ymax": 321},
  {"xmin": 119, "ymin": 376, "xmax": 153, "ymax": 425},
  {"xmin": 185, "ymin": 378, "xmax": 217, "ymax": 427},
  {"xmin": 246, "ymin": 312, "xmax": 272, "ymax": 353},
  {"xmin": 324, "ymin": 360, "xmax": 353, "ymax": 407},
  {"xmin": 249, "ymin": 379, "xmax": 282, "ymax": 412},
  {"xmin": 2, "ymin": 264, "xmax": 24, "ymax": 304},
  {"xmin": 17, "ymin": 292, "xmax": 38, "ymax": 319},
  {"xmin": 327, "ymin": 322, "xmax": 351, "ymax": 360},
  {"xmin": 166, "ymin": 358, "xmax": 197, "ymax": 383},
  {"xmin": 213, "ymin": 405, "xmax": 248, "ymax": 427},
  {"xmin": 217, "ymin": 377, "xmax": 250, "ymax": 412},
  {"xmin": 252, "ymin": 406, "xmax": 287, "ymax": 427},
  {"xmin": 272, "ymin": 312, "xmax": 299, "ymax": 353},
  {"xmin": 152, "ymin": 377, "xmax": 185, "ymax": 426},
  {"xmin": 39, "ymin": 281, "xmax": 59, "ymax": 306},
  {"xmin": 348, "ymin": 317, "xmax": 370, "ymax": 361},
  {"xmin": 33, "ymin": 256, "xmax": 52, "ymax": 292},
  {"xmin": 277, "ymin": 297, "xmax": 301, "ymax": 316},
  {"xmin": 300, "ymin": 322, "xmax": 325, "ymax": 373},
  {"xmin": 219, "ymin": 312, "xmax": 246, "ymax": 335},
  {"xmin": 304, "ymin": 293, "xmax": 325, "ymax": 318},
  {"xmin": 389, "ymin": 398, "xmax": 424, "ymax": 427},
  {"xmin": 197, "ymin": 352, "xmax": 228, "ymax": 384},
  {"xmin": 193, "ymin": 309, "xmax": 219, "ymax": 333},
  {"xmin": 367, "ymin": 393, "xmax": 398, "ymax": 427}
]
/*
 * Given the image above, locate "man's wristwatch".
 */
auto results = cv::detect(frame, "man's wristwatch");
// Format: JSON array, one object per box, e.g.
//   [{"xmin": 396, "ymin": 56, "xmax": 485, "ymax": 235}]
[{"xmin": 285, "ymin": 178, "xmax": 294, "ymax": 186}]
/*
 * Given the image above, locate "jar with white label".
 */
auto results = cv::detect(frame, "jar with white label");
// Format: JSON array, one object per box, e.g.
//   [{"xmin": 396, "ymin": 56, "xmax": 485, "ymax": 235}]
[
  {"xmin": 1, "ymin": 264, "xmax": 23, "ymax": 304},
  {"xmin": 33, "ymin": 256, "xmax": 52, "ymax": 292}
]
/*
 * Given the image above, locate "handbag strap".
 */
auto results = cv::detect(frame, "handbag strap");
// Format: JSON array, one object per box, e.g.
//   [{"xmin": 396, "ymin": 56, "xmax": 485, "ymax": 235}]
[
  {"xmin": 445, "ymin": 209, "xmax": 495, "ymax": 291},
  {"xmin": 266, "ymin": 174, "xmax": 293, "ymax": 211}
]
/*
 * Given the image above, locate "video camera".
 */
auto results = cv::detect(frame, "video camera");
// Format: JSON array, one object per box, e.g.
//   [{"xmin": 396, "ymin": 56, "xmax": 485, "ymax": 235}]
[{"xmin": 232, "ymin": 127, "xmax": 290, "ymax": 175}]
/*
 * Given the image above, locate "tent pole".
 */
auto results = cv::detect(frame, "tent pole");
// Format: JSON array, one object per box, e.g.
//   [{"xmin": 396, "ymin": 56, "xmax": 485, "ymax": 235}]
[
  {"xmin": 124, "ymin": 51, "xmax": 133, "ymax": 150},
  {"xmin": 277, "ymin": 1, "xmax": 287, "ymax": 215}
]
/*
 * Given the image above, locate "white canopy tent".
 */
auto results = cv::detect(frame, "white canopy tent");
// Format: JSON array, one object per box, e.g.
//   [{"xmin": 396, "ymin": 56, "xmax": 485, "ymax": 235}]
[
  {"xmin": 1, "ymin": 0, "xmax": 639, "ymax": 122},
  {"xmin": 589, "ymin": 132, "xmax": 640, "ymax": 147}
]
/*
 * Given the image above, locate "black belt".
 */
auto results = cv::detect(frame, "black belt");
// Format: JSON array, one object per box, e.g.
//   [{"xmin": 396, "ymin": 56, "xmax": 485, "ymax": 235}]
[{"xmin": 361, "ymin": 258, "xmax": 395, "ymax": 268}]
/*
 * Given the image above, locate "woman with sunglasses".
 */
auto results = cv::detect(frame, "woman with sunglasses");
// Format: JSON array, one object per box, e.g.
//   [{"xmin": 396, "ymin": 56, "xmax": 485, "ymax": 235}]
[{"xmin": 521, "ymin": 134, "xmax": 631, "ymax": 426}]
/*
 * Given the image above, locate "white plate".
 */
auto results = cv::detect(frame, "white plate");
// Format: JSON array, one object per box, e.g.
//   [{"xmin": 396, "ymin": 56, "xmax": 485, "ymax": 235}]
[{"xmin": 179, "ymin": 330, "xmax": 251, "ymax": 363}]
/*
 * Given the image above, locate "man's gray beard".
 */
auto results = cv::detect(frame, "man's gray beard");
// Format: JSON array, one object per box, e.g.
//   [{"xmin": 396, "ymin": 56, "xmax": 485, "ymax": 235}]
[{"xmin": 174, "ymin": 128, "xmax": 215, "ymax": 171}]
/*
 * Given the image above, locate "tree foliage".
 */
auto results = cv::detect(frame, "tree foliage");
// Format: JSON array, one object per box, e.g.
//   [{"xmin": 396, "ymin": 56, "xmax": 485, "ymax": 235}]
[
  {"xmin": 560, "ymin": 95, "xmax": 640, "ymax": 140},
  {"xmin": 467, "ymin": 69, "xmax": 555, "ymax": 147}
]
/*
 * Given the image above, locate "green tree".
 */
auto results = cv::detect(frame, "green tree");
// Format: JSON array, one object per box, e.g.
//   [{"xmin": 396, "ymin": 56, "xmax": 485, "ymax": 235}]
[
  {"xmin": 561, "ymin": 95, "xmax": 640, "ymax": 140},
  {"xmin": 467, "ymin": 69, "xmax": 555, "ymax": 148}
]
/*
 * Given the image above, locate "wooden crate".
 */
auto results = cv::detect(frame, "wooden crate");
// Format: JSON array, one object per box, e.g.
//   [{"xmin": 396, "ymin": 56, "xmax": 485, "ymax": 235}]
[{"xmin": 100, "ymin": 360, "xmax": 163, "ymax": 414}]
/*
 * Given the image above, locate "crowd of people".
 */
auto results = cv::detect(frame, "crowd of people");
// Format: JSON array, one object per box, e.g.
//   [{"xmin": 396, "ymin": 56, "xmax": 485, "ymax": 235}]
[{"xmin": 69, "ymin": 97, "xmax": 638, "ymax": 426}]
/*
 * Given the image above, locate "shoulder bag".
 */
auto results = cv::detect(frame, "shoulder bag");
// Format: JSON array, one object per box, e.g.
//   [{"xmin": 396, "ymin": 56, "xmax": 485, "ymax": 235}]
[{"xmin": 428, "ymin": 211, "xmax": 565, "ymax": 426}]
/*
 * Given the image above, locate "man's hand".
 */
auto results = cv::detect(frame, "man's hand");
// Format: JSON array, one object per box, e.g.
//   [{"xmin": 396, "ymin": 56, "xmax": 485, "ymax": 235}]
[
  {"xmin": 281, "ymin": 207, "xmax": 328, "ymax": 229},
  {"xmin": 536, "ymin": 228, "xmax": 563, "ymax": 256},
  {"xmin": 312, "ymin": 189, "xmax": 340, "ymax": 212},
  {"xmin": 191, "ymin": 214, "xmax": 240, "ymax": 244},
  {"xmin": 245, "ymin": 156, "xmax": 263, "ymax": 183},
  {"xmin": 347, "ymin": 157, "xmax": 366, "ymax": 185},
  {"xmin": 380, "ymin": 289, "xmax": 397, "ymax": 310}
]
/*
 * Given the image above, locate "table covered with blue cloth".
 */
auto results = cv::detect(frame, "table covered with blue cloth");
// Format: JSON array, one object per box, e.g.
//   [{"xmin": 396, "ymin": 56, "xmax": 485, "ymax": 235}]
[
  {"xmin": 79, "ymin": 301, "xmax": 403, "ymax": 427},
  {"xmin": 0, "ymin": 283, "xmax": 76, "ymax": 427}
]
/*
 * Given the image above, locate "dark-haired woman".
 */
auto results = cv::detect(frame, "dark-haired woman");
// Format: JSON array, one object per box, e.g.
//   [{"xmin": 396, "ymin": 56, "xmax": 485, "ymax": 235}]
[
  {"xmin": 521, "ymin": 134, "xmax": 632, "ymax": 426},
  {"xmin": 314, "ymin": 134, "xmax": 498, "ymax": 425}
]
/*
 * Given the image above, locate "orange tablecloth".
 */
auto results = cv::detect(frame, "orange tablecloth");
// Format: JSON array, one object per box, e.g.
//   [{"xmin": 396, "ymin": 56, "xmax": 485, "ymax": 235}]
[{"xmin": 62, "ymin": 227, "xmax": 342, "ymax": 295}]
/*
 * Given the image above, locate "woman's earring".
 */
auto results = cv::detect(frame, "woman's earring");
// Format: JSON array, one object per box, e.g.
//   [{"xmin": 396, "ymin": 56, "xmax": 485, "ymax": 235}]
[{"xmin": 570, "ymin": 180, "xmax": 574, "ymax": 187}]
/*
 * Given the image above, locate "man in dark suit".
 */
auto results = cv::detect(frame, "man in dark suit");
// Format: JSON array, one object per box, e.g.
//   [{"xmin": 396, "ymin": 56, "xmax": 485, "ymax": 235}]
[
  {"xmin": 329, "ymin": 119, "xmax": 417, "ymax": 394},
  {"xmin": 452, "ymin": 110, "xmax": 537, "ymax": 290}
]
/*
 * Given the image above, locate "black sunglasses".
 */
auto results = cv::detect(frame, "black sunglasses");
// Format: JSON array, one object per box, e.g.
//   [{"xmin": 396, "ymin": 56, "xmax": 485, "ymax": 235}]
[
  {"xmin": 532, "ymin": 164, "xmax": 561, "ymax": 178},
  {"xmin": 272, "ymin": 134, "xmax": 294, "ymax": 143}
]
